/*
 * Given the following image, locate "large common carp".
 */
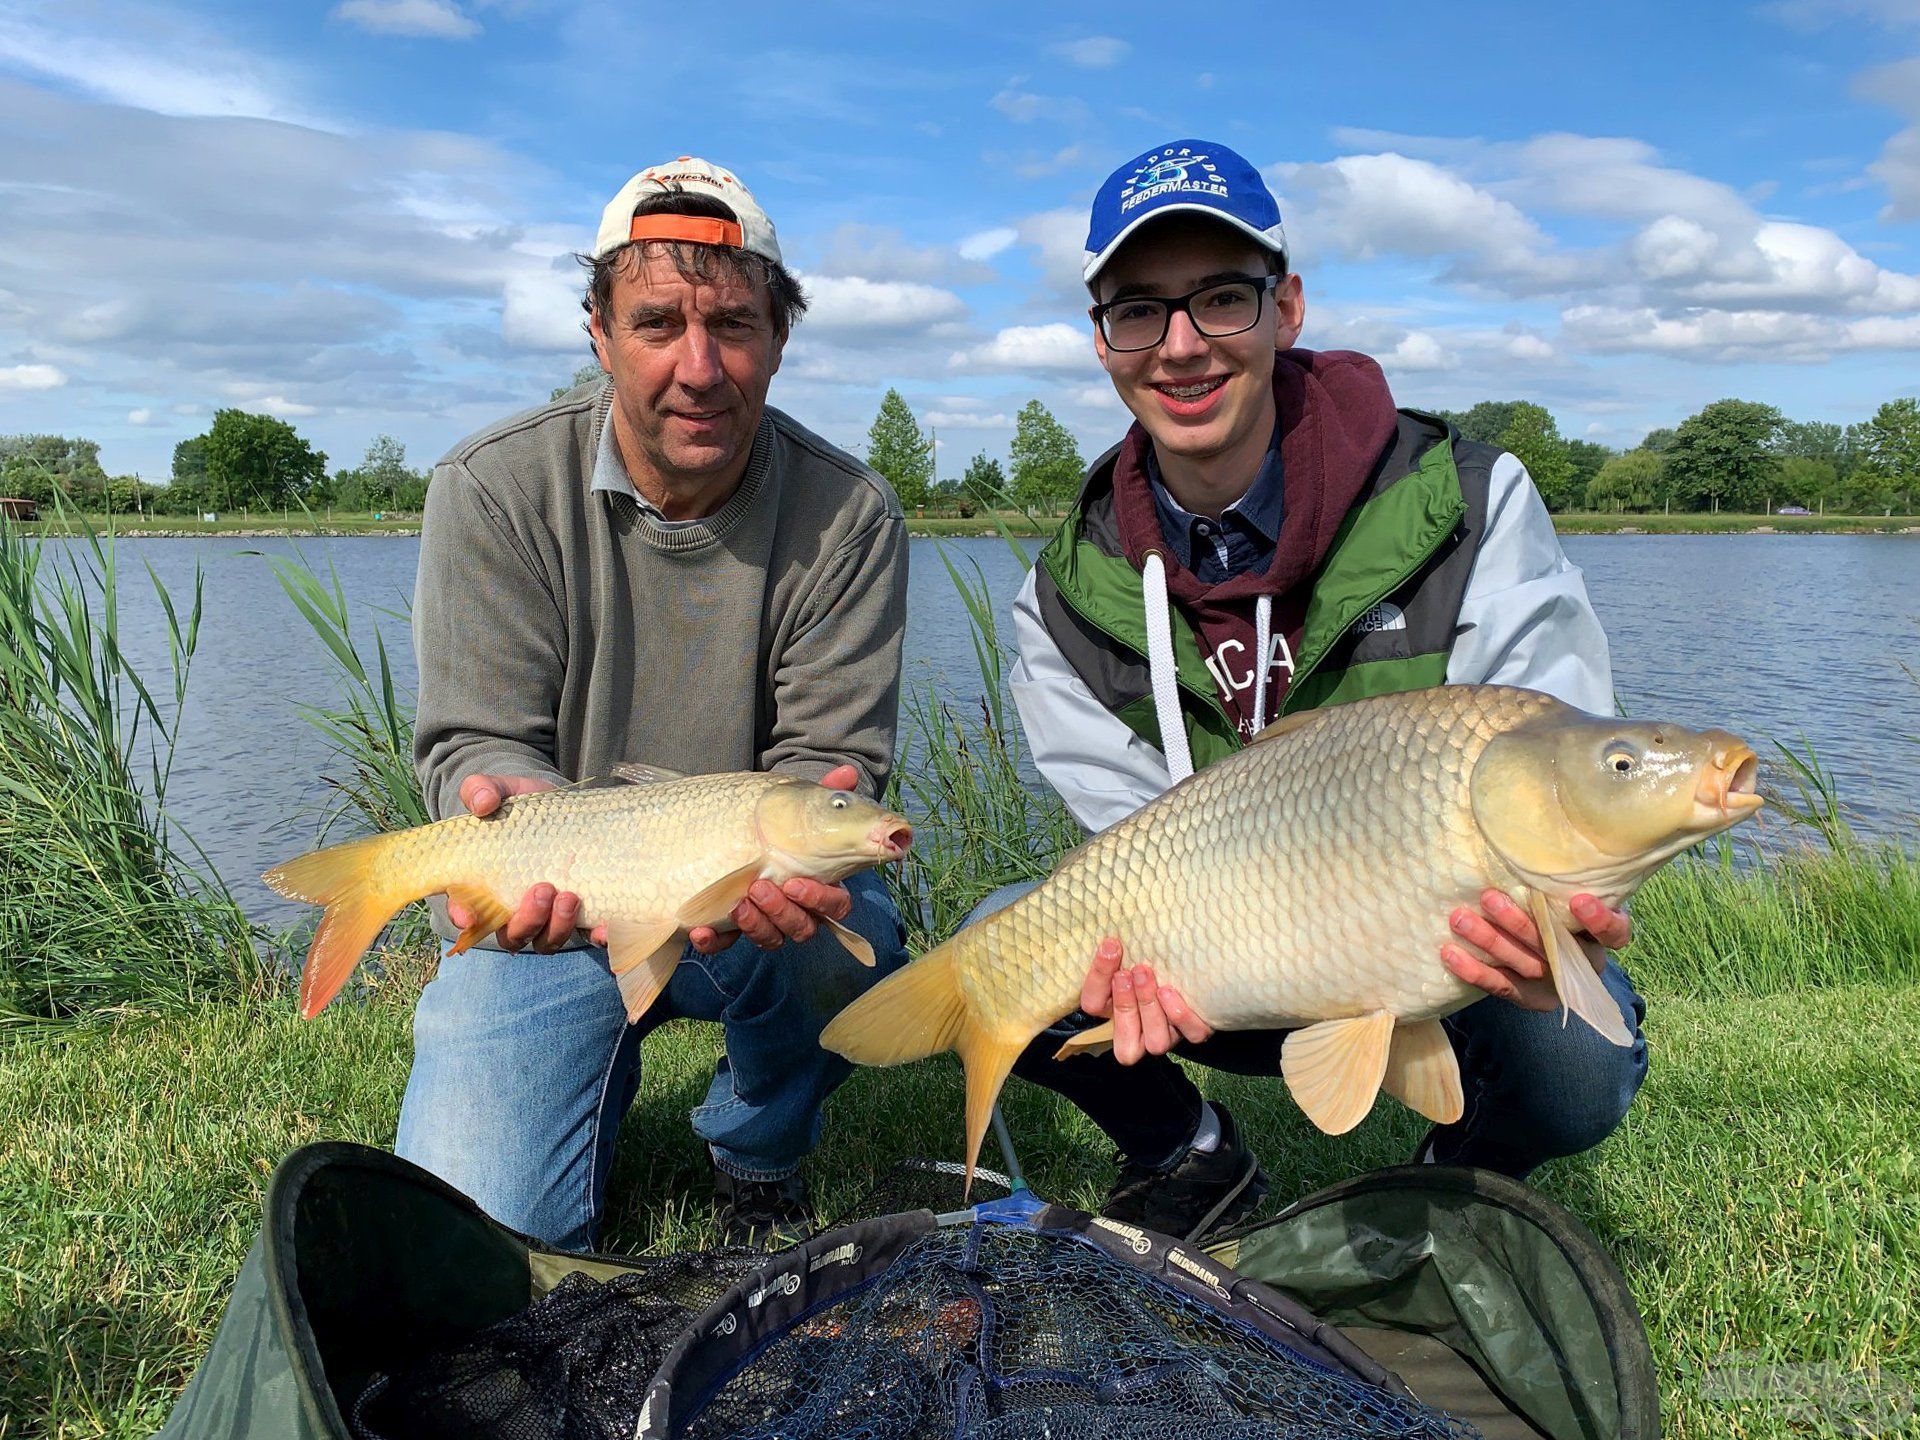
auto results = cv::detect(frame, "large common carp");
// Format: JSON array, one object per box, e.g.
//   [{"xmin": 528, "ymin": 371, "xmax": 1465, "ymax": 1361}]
[
  {"xmin": 822, "ymin": 685, "xmax": 1761, "ymax": 1185},
  {"xmin": 265, "ymin": 767, "xmax": 912, "ymax": 1021}
]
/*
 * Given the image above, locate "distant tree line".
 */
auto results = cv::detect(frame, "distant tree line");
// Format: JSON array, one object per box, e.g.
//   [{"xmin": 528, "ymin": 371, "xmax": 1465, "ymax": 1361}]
[
  {"xmin": 1435, "ymin": 396, "xmax": 1920, "ymax": 515},
  {"xmin": 862, "ymin": 389, "xmax": 1086, "ymax": 517},
  {"xmin": 1, "ymin": 412, "xmax": 430, "ymax": 518},
  {"xmin": 8, "ymin": 378, "xmax": 1914, "ymax": 522}
]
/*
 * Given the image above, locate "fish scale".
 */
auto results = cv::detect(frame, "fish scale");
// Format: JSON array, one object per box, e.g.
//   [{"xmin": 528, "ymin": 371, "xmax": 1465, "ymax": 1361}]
[
  {"xmin": 960, "ymin": 686, "xmax": 1540, "ymax": 1037},
  {"xmin": 265, "ymin": 770, "xmax": 910, "ymax": 1021},
  {"xmin": 821, "ymin": 682, "xmax": 1760, "ymax": 1186}
]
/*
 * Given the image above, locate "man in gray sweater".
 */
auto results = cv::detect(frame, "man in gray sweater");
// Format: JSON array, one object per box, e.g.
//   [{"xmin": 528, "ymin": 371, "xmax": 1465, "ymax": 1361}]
[{"xmin": 397, "ymin": 158, "xmax": 910, "ymax": 1251}]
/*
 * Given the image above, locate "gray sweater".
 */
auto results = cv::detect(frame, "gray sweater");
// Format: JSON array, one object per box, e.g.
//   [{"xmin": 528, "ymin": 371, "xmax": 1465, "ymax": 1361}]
[{"xmin": 413, "ymin": 382, "xmax": 908, "ymax": 840}]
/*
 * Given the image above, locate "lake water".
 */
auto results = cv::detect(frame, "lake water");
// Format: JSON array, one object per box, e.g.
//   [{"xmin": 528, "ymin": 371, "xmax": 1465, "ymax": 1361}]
[{"xmin": 67, "ymin": 533, "xmax": 1920, "ymax": 927}]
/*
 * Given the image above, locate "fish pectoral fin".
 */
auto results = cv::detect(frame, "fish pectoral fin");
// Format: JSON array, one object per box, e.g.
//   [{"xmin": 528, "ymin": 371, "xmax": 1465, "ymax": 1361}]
[
  {"xmin": 1526, "ymin": 892, "xmax": 1634, "ymax": 1048},
  {"xmin": 605, "ymin": 918, "xmax": 685, "ymax": 1025},
  {"xmin": 444, "ymin": 885, "xmax": 512, "ymax": 955},
  {"xmin": 676, "ymin": 861, "xmax": 766, "ymax": 928},
  {"xmin": 1280, "ymin": 1012, "xmax": 1396, "ymax": 1135},
  {"xmin": 610, "ymin": 762, "xmax": 686, "ymax": 785},
  {"xmin": 1382, "ymin": 1019, "xmax": 1464, "ymax": 1125},
  {"xmin": 1052, "ymin": 1020, "xmax": 1116, "ymax": 1061},
  {"xmin": 822, "ymin": 916, "xmax": 875, "ymax": 967}
]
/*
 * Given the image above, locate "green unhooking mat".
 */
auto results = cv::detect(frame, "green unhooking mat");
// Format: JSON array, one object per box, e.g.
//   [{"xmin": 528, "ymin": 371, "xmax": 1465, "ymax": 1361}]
[{"xmin": 154, "ymin": 1145, "xmax": 1657, "ymax": 1440}]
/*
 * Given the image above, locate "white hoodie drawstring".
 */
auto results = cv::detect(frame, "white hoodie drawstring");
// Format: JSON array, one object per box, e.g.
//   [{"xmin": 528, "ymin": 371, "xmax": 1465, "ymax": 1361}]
[
  {"xmin": 1144, "ymin": 558, "xmax": 1273, "ymax": 781},
  {"xmin": 1141, "ymin": 551, "xmax": 1195, "ymax": 784},
  {"xmin": 1250, "ymin": 594, "xmax": 1273, "ymax": 735}
]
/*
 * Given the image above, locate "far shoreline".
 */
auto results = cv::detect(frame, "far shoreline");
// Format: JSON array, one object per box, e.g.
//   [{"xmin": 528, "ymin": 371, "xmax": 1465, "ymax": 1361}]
[{"xmin": 11, "ymin": 511, "xmax": 1920, "ymax": 540}]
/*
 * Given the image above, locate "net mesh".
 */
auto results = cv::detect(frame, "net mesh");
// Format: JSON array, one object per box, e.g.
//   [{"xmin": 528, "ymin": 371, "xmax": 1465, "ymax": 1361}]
[
  {"xmin": 348, "ymin": 1249, "xmax": 760, "ymax": 1440},
  {"xmin": 682, "ymin": 1224, "xmax": 1482, "ymax": 1440}
]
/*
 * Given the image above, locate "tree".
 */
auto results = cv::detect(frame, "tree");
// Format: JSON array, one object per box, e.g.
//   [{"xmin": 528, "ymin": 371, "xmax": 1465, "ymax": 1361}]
[
  {"xmin": 1663, "ymin": 400, "xmax": 1782, "ymax": 513},
  {"xmin": 1776, "ymin": 420, "xmax": 1847, "ymax": 471},
  {"xmin": 0, "ymin": 434, "xmax": 108, "ymax": 504},
  {"xmin": 1637, "ymin": 426, "xmax": 1677, "ymax": 455},
  {"xmin": 1565, "ymin": 439, "xmax": 1612, "ymax": 501},
  {"xmin": 1440, "ymin": 401, "xmax": 1524, "ymax": 446},
  {"xmin": 550, "ymin": 362, "xmax": 605, "ymax": 402},
  {"xmin": 1853, "ymin": 397, "xmax": 1920, "ymax": 514},
  {"xmin": 1775, "ymin": 456, "xmax": 1835, "ymax": 509},
  {"xmin": 332, "ymin": 434, "xmax": 429, "ymax": 512},
  {"xmin": 962, "ymin": 453, "xmax": 1007, "ymax": 510},
  {"xmin": 1009, "ymin": 400, "xmax": 1084, "ymax": 514},
  {"xmin": 863, "ymin": 389, "xmax": 933, "ymax": 510},
  {"xmin": 201, "ymin": 409, "xmax": 327, "ymax": 511},
  {"xmin": 1494, "ymin": 403, "xmax": 1576, "ymax": 511},
  {"xmin": 1584, "ymin": 450, "xmax": 1663, "ymax": 512}
]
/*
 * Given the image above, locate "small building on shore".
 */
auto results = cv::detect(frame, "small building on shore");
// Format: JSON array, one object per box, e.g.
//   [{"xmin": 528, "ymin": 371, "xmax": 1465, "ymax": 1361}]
[{"xmin": 0, "ymin": 497, "xmax": 38, "ymax": 521}]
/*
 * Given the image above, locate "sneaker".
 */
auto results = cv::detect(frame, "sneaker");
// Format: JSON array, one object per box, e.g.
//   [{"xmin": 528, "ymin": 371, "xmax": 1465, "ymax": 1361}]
[
  {"xmin": 712, "ymin": 1164, "xmax": 815, "ymax": 1249},
  {"xmin": 1100, "ymin": 1104, "xmax": 1268, "ymax": 1244}
]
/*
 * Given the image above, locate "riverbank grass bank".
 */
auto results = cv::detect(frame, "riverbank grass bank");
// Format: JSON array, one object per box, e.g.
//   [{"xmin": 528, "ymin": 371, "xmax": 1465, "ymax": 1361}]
[{"xmin": 3, "ymin": 839, "xmax": 1915, "ymax": 1440}]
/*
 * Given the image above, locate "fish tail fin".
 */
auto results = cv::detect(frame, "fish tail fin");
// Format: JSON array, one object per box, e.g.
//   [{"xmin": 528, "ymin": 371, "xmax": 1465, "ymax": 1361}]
[
  {"xmin": 263, "ymin": 832, "xmax": 413, "ymax": 1019},
  {"xmin": 820, "ymin": 942, "xmax": 1022, "ymax": 1196}
]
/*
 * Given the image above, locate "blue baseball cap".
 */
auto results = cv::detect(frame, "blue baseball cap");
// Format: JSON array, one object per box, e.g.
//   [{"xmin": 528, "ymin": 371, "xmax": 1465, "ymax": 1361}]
[{"xmin": 1082, "ymin": 139, "xmax": 1288, "ymax": 287}]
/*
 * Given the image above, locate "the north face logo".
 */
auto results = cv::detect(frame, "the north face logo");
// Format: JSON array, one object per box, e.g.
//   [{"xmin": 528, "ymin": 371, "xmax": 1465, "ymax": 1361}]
[{"xmin": 1353, "ymin": 602, "xmax": 1406, "ymax": 635}]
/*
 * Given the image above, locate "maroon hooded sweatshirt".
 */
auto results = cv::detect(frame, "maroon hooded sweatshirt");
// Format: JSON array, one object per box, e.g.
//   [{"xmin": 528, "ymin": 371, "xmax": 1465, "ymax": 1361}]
[{"xmin": 1109, "ymin": 348, "xmax": 1402, "ymax": 738}]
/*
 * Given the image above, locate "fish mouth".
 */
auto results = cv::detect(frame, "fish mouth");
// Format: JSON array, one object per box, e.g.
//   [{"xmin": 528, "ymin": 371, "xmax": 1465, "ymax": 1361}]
[
  {"xmin": 1694, "ymin": 742, "xmax": 1763, "ymax": 823},
  {"xmin": 871, "ymin": 818, "xmax": 914, "ymax": 861}
]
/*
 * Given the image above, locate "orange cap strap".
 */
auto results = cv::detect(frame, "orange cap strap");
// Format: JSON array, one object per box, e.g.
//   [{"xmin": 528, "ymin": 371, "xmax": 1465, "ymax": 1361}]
[{"xmin": 628, "ymin": 215, "xmax": 744, "ymax": 248}]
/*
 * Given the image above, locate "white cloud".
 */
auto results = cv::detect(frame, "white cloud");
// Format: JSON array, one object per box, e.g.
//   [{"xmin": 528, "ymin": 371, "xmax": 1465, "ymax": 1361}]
[
  {"xmin": 1859, "ymin": 58, "xmax": 1920, "ymax": 220},
  {"xmin": 332, "ymin": 0, "xmax": 480, "ymax": 38},
  {"xmin": 808, "ymin": 225, "xmax": 989, "ymax": 285},
  {"xmin": 1274, "ymin": 152, "xmax": 1574, "ymax": 289},
  {"xmin": 957, "ymin": 227, "xmax": 1018, "ymax": 262},
  {"xmin": 1049, "ymin": 36, "xmax": 1130, "ymax": 68},
  {"xmin": 1015, "ymin": 206, "xmax": 1092, "ymax": 299},
  {"xmin": 989, "ymin": 88, "xmax": 1088, "ymax": 126},
  {"xmin": 924, "ymin": 409, "xmax": 1014, "ymax": 428},
  {"xmin": 1386, "ymin": 332, "xmax": 1454, "ymax": 371},
  {"xmin": 799, "ymin": 275, "xmax": 967, "ymax": 334},
  {"xmin": 950, "ymin": 322, "xmax": 1093, "ymax": 373},
  {"xmin": 0, "ymin": 362, "xmax": 64, "ymax": 390},
  {"xmin": 227, "ymin": 390, "xmax": 320, "ymax": 417},
  {"xmin": 1506, "ymin": 334, "xmax": 1555, "ymax": 361},
  {"xmin": 500, "ymin": 269, "xmax": 585, "ymax": 352},
  {"xmin": 127, "ymin": 407, "xmax": 153, "ymax": 424},
  {"xmin": 0, "ymin": 5, "xmax": 311, "ymax": 123}
]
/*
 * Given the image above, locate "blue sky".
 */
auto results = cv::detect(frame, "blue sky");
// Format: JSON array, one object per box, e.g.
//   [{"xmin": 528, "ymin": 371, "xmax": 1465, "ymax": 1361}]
[{"xmin": 1, "ymin": 0, "xmax": 1917, "ymax": 481}]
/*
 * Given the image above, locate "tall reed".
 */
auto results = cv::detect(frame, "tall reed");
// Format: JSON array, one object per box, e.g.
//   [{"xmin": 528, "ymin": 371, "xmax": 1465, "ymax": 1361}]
[
  {"xmin": 0, "ymin": 518, "xmax": 258, "ymax": 1028},
  {"xmin": 884, "ymin": 541, "xmax": 1081, "ymax": 952}
]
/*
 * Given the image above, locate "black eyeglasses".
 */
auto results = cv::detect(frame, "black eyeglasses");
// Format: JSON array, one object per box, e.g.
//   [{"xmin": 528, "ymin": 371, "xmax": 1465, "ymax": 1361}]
[{"xmin": 1090, "ymin": 275, "xmax": 1280, "ymax": 352}]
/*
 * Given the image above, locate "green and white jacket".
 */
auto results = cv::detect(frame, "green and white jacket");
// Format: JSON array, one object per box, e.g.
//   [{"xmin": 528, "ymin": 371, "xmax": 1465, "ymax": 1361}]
[{"xmin": 1009, "ymin": 412, "xmax": 1614, "ymax": 833}]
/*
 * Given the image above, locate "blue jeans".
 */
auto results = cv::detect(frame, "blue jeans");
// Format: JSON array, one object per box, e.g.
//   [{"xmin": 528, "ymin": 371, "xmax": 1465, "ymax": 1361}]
[
  {"xmin": 395, "ymin": 870, "xmax": 908, "ymax": 1251},
  {"xmin": 972, "ymin": 882, "xmax": 1648, "ymax": 1179}
]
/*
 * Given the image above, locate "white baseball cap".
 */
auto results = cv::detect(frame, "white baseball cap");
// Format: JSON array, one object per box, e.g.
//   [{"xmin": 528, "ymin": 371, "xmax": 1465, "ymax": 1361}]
[{"xmin": 593, "ymin": 157, "xmax": 783, "ymax": 265}]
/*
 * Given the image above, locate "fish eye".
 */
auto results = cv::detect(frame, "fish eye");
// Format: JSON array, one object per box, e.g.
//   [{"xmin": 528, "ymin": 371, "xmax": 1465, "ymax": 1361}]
[
  {"xmin": 829, "ymin": 793, "xmax": 850, "ymax": 809},
  {"xmin": 1604, "ymin": 743, "xmax": 1639, "ymax": 775}
]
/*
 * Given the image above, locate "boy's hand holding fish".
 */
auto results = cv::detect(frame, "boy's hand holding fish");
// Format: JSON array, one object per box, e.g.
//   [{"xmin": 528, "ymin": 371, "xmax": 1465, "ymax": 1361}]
[
  {"xmin": 450, "ymin": 766, "xmax": 867, "ymax": 957},
  {"xmin": 1084, "ymin": 889, "xmax": 1636, "ymax": 1062}
]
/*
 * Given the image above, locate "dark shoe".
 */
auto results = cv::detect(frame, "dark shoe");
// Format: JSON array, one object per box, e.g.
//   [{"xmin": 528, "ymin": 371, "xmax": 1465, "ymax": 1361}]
[
  {"xmin": 1100, "ymin": 1104, "xmax": 1268, "ymax": 1244},
  {"xmin": 712, "ymin": 1164, "xmax": 815, "ymax": 1249}
]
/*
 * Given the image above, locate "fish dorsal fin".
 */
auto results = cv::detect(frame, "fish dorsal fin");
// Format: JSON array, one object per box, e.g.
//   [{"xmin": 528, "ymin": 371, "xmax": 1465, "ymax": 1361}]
[
  {"xmin": 1249, "ymin": 709, "xmax": 1326, "ymax": 745},
  {"xmin": 611, "ymin": 762, "xmax": 686, "ymax": 785},
  {"xmin": 1280, "ymin": 1011, "xmax": 1395, "ymax": 1134},
  {"xmin": 1526, "ymin": 891, "xmax": 1635, "ymax": 1047}
]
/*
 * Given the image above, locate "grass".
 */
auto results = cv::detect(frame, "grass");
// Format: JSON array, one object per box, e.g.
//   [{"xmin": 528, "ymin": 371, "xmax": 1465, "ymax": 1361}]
[
  {"xmin": 1, "ymin": 899, "xmax": 1914, "ymax": 1438},
  {"xmin": 0, "ymin": 520, "xmax": 258, "ymax": 1028},
  {"xmin": 17, "ymin": 512, "xmax": 424, "ymax": 538},
  {"xmin": 1553, "ymin": 510, "xmax": 1920, "ymax": 535},
  {"xmin": 4, "ymin": 519, "xmax": 1917, "ymax": 1436}
]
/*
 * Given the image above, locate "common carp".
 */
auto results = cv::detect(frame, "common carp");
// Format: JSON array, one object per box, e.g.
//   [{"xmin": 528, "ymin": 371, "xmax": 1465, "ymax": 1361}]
[
  {"xmin": 265, "ymin": 767, "xmax": 912, "ymax": 1021},
  {"xmin": 821, "ymin": 685, "xmax": 1761, "ymax": 1185}
]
